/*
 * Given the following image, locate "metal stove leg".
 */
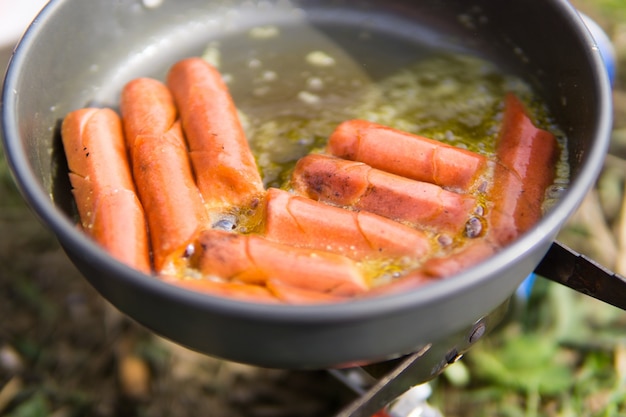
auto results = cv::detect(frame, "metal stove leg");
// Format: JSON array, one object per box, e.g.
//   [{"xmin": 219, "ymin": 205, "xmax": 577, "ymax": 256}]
[{"xmin": 330, "ymin": 299, "xmax": 511, "ymax": 417}]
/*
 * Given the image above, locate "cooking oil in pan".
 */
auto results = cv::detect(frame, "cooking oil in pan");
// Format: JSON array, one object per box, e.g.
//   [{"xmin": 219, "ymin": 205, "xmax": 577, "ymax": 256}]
[
  {"xmin": 53, "ymin": 0, "xmax": 572, "ymax": 292},
  {"xmin": 204, "ymin": 24, "xmax": 569, "ymax": 194},
  {"xmin": 87, "ymin": 0, "xmax": 569, "ymax": 203}
]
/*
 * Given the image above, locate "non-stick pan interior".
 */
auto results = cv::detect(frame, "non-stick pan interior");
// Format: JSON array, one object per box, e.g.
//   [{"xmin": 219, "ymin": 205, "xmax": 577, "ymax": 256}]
[
  {"xmin": 2, "ymin": 0, "xmax": 611, "ymax": 368},
  {"xmin": 65, "ymin": 2, "xmax": 476, "ymax": 100}
]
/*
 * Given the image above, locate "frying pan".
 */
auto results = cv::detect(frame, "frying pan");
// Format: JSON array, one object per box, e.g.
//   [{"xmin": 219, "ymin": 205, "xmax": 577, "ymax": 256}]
[{"xmin": 1, "ymin": 0, "xmax": 613, "ymax": 370}]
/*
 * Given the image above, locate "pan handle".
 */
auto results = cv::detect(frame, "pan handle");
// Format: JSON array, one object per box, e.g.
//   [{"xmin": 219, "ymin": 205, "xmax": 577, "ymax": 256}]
[{"xmin": 534, "ymin": 241, "xmax": 626, "ymax": 311}]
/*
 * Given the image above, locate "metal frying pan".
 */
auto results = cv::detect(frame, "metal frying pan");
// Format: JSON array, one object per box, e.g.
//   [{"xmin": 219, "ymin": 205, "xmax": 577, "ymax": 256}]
[{"xmin": 1, "ymin": 0, "xmax": 614, "ymax": 370}]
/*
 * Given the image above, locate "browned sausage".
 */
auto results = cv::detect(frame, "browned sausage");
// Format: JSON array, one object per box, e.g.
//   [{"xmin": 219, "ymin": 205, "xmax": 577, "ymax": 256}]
[{"xmin": 292, "ymin": 154, "xmax": 477, "ymax": 234}]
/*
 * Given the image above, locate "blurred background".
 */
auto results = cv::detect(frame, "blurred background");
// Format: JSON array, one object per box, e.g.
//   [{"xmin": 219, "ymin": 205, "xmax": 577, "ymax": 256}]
[{"xmin": 1, "ymin": 1, "xmax": 626, "ymax": 416}]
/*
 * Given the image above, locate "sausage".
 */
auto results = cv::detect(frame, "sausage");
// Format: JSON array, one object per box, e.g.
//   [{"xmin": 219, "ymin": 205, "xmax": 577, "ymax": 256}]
[
  {"xmin": 197, "ymin": 229, "xmax": 368, "ymax": 296},
  {"xmin": 486, "ymin": 162, "xmax": 538, "ymax": 245},
  {"xmin": 496, "ymin": 93, "xmax": 559, "ymax": 203},
  {"xmin": 132, "ymin": 121, "xmax": 209, "ymax": 272},
  {"xmin": 422, "ymin": 239, "xmax": 498, "ymax": 278},
  {"xmin": 266, "ymin": 279, "xmax": 351, "ymax": 304},
  {"xmin": 363, "ymin": 237, "xmax": 497, "ymax": 298},
  {"xmin": 120, "ymin": 77, "xmax": 178, "ymax": 160},
  {"xmin": 486, "ymin": 94, "xmax": 559, "ymax": 245},
  {"xmin": 166, "ymin": 57, "xmax": 265, "ymax": 210},
  {"xmin": 360, "ymin": 270, "xmax": 434, "ymax": 298},
  {"xmin": 61, "ymin": 108, "xmax": 151, "ymax": 273},
  {"xmin": 88, "ymin": 188, "xmax": 152, "ymax": 273},
  {"xmin": 62, "ymin": 108, "xmax": 132, "ymax": 221},
  {"xmin": 263, "ymin": 187, "xmax": 432, "ymax": 261},
  {"xmin": 327, "ymin": 119, "xmax": 488, "ymax": 191},
  {"xmin": 120, "ymin": 76, "xmax": 211, "ymax": 270},
  {"xmin": 166, "ymin": 278, "xmax": 281, "ymax": 304},
  {"xmin": 291, "ymin": 154, "xmax": 477, "ymax": 233}
]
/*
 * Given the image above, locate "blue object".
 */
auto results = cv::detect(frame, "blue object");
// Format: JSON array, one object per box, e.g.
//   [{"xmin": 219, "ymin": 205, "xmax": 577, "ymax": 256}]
[
  {"xmin": 580, "ymin": 13, "xmax": 616, "ymax": 86},
  {"xmin": 516, "ymin": 273, "xmax": 537, "ymax": 300}
]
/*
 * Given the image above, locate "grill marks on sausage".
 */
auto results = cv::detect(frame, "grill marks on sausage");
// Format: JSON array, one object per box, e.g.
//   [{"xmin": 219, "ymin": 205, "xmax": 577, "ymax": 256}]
[{"xmin": 291, "ymin": 154, "xmax": 478, "ymax": 234}]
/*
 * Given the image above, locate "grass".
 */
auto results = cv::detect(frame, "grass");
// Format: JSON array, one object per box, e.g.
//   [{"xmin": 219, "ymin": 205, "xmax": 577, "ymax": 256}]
[{"xmin": 430, "ymin": 280, "xmax": 626, "ymax": 417}]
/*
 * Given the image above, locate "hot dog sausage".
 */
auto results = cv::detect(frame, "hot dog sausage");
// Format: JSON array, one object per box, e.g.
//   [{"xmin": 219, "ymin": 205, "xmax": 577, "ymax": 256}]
[
  {"xmin": 61, "ymin": 108, "xmax": 151, "ymax": 273},
  {"xmin": 166, "ymin": 278, "xmax": 280, "ymax": 304},
  {"xmin": 292, "ymin": 154, "xmax": 477, "ymax": 233},
  {"xmin": 167, "ymin": 57, "xmax": 265, "ymax": 211},
  {"xmin": 132, "ymin": 122, "xmax": 209, "ymax": 272},
  {"xmin": 486, "ymin": 94, "xmax": 559, "ymax": 245},
  {"xmin": 197, "ymin": 229, "xmax": 368, "ymax": 296},
  {"xmin": 327, "ymin": 119, "xmax": 488, "ymax": 191},
  {"xmin": 263, "ymin": 187, "xmax": 432, "ymax": 261},
  {"xmin": 120, "ymin": 77, "xmax": 178, "ymax": 161}
]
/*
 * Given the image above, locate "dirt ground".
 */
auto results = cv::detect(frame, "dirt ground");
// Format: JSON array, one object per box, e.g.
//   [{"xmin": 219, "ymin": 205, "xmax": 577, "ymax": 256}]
[{"xmin": 2, "ymin": 1, "xmax": 626, "ymax": 417}]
